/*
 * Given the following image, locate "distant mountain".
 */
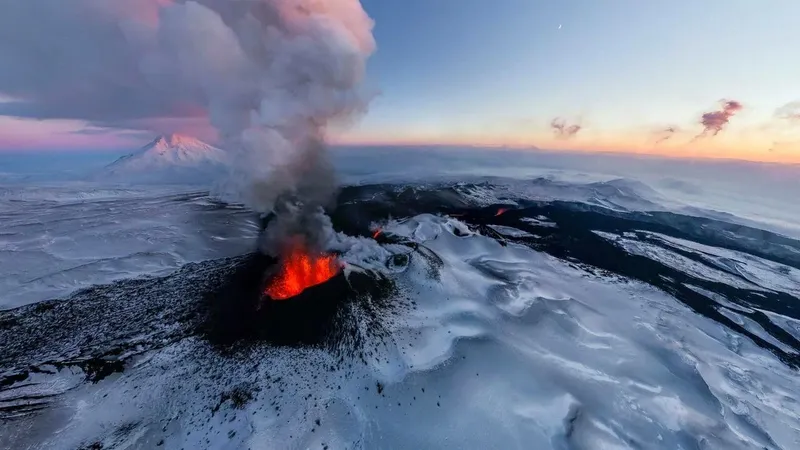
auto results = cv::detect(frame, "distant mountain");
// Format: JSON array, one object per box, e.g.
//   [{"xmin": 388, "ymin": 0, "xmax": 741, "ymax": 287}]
[{"xmin": 95, "ymin": 134, "xmax": 229, "ymax": 184}]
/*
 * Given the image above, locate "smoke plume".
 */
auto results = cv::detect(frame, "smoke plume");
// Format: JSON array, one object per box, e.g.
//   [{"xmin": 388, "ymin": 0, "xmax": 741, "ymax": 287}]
[
  {"xmin": 0, "ymin": 0, "xmax": 376, "ymax": 254},
  {"xmin": 654, "ymin": 126, "xmax": 679, "ymax": 145},
  {"xmin": 696, "ymin": 100, "xmax": 743, "ymax": 139},
  {"xmin": 550, "ymin": 117, "xmax": 582, "ymax": 139}
]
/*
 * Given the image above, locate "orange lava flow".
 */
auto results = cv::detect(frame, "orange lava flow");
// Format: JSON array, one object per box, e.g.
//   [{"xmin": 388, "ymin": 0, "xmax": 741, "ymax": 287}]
[
  {"xmin": 264, "ymin": 244, "xmax": 340, "ymax": 300},
  {"xmin": 372, "ymin": 228, "xmax": 382, "ymax": 239},
  {"xmin": 495, "ymin": 207, "xmax": 509, "ymax": 217}
]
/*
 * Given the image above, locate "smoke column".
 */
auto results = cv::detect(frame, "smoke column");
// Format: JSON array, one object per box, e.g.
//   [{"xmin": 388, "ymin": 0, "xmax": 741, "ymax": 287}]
[
  {"xmin": 145, "ymin": 0, "xmax": 377, "ymax": 254},
  {"xmin": 0, "ymin": 0, "xmax": 376, "ymax": 254}
]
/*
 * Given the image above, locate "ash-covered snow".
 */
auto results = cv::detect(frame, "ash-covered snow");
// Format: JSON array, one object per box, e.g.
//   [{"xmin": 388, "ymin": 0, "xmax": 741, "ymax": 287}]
[
  {"xmin": 641, "ymin": 231, "xmax": 800, "ymax": 297},
  {"xmin": 592, "ymin": 230, "xmax": 770, "ymax": 292}
]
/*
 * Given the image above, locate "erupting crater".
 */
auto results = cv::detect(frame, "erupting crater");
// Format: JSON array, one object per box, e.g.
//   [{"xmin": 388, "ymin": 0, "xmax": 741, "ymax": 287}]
[
  {"xmin": 264, "ymin": 243, "xmax": 341, "ymax": 301},
  {"xmin": 203, "ymin": 227, "xmax": 395, "ymax": 349}
]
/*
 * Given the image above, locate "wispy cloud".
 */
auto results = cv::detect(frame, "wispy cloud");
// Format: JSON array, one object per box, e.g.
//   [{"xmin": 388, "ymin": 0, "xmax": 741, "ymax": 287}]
[
  {"xmin": 550, "ymin": 117, "xmax": 582, "ymax": 139},
  {"xmin": 775, "ymin": 101, "xmax": 800, "ymax": 122},
  {"xmin": 654, "ymin": 126, "xmax": 679, "ymax": 145},
  {"xmin": 65, "ymin": 127, "xmax": 154, "ymax": 140}
]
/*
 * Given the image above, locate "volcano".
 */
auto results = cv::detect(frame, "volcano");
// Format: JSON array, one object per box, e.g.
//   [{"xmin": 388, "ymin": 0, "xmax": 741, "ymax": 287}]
[{"xmin": 95, "ymin": 134, "xmax": 228, "ymax": 184}]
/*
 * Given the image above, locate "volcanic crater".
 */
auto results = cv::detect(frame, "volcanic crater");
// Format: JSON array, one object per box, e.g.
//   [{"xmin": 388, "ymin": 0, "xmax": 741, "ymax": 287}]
[{"xmin": 201, "ymin": 246, "xmax": 398, "ymax": 354}]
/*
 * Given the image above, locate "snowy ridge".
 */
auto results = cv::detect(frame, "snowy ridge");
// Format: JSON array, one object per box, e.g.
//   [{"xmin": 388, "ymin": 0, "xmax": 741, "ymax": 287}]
[{"xmin": 94, "ymin": 134, "xmax": 229, "ymax": 185}]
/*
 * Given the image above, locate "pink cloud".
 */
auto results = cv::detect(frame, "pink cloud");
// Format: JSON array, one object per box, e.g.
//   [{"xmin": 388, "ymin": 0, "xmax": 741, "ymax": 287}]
[
  {"xmin": 696, "ymin": 100, "xmax": 743, "ymax": 139},
  {"xmin": 0, "ymin": 117, "xmax": 144, "ymax": 150}
]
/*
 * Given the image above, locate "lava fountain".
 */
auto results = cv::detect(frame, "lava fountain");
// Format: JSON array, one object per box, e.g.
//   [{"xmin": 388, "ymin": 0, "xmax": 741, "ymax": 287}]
[{"xmin": 264, "ymin": 241, "xmax": 341, "ymax": 301}]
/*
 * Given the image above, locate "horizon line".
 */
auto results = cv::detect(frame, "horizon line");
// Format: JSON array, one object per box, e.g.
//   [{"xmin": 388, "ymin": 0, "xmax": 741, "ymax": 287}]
[{"xmin": 1, "ymin": 140, "xmax": 797, "ymax": 167}]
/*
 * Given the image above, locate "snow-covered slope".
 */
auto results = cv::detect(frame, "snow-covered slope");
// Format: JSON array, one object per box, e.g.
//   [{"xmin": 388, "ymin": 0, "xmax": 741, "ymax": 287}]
[{"xmin": 95, "ymin": 134, "xmax": 229, "ymax": 184}]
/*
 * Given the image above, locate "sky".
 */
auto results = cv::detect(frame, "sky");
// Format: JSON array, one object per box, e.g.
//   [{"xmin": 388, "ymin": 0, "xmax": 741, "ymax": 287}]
[{"xmin": 1, "ymin": 0, "xmax": 800, "ymax": 163}]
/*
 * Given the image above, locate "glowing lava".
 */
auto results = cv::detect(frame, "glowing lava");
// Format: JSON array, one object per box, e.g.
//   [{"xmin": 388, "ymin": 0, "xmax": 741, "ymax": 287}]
[
  {"xmin": 495, "ymin": 207, "xmax": 509, "ymax": 217},
  {"xmin": 372, "ymin": 228, "xmax": 382, "ymax": 239},
  {"xmin": 264, "ymin": 244, "xmax": 340, "ymax": 300}
]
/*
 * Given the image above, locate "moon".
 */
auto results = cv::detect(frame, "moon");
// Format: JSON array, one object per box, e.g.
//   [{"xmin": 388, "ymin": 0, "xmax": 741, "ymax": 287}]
[{"xmin": 558, "ymin": 24, "xmax": 562, "ymax": 29}]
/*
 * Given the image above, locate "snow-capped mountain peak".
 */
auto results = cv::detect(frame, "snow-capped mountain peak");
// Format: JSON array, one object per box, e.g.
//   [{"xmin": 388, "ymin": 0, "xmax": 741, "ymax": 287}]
[
  {"xmin": 97, "ymin": 134, "xmax": 228, "ymax": 184},
  {"xmin": 153, "ymin": 134, "xmax": 204, "ymax": 148},
  {"xmin": 115, "ymin": 134, "xmax": 226, "ymax": 165}
]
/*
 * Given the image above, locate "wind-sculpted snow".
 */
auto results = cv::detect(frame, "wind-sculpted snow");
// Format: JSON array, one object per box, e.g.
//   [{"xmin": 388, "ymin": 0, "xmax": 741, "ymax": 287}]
[
  {"xmin": 0, "ymin": 186, "xmax": 258, "ymax": 309},
  {"xmin": 1, "ymin": 180, "xmax": 800, "ymax": 449}
]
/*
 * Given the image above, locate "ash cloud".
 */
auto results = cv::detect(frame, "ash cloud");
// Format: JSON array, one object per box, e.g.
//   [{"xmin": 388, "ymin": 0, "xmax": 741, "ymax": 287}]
[
  {"xmin": 696, "ymin": 100, "xmax": 743, "ymax": 138},
  {"xmin": 550, "ymin": 117, "xmax": 582, "ymax": 139},
  {"xmin": 0, "ymin": 0, "xmax": 376, "ymax": 254}
]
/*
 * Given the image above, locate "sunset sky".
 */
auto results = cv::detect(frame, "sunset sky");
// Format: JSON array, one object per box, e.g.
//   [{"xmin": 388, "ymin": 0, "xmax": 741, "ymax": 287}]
[{"xmin": 2, "ymin": 0, "xmax": 800, "ymax": 163}]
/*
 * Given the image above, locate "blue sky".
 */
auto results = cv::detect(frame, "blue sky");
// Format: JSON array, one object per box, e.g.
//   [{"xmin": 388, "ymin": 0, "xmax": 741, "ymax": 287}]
[{"xmin": 343, "ymin": 0, "xmax": 800, "ymax": 159}]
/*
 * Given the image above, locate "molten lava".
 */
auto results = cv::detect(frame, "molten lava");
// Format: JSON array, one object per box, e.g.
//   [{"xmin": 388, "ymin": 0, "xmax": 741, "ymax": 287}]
[
  {"xmin": 495, "ymin": 207, "xmax": 509, "ymax": 217},
  {"xmin": 372, "ymin": 228, "xmax": 383, "ymax": 239},
  {"xmin": 264, "ymin": 244, "xmax": 340, "ymax": 300}
]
